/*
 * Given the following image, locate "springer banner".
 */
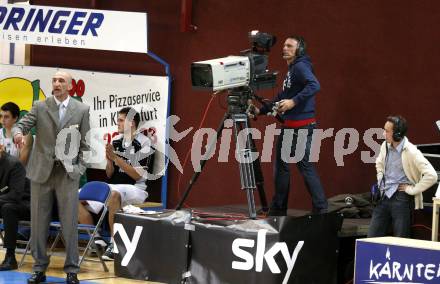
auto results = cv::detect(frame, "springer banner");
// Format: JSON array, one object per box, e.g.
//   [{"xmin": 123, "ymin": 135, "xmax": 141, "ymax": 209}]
[
  {"xmin": 0, "ymin": 64, "xmax": 168, "ymax": 173},
  {"xmin": 0, "ymin": 4, "xmax": 148, "ymax": 53}
]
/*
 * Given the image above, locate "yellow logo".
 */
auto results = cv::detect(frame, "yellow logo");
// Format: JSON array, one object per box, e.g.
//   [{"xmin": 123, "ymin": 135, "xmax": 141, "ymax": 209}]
[{"xmin": 0, "ymin": 77, "xmax": 46, "ymax": 114}]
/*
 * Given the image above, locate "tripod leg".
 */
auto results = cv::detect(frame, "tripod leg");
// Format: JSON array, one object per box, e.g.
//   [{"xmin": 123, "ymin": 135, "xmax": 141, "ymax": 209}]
[
  {"xmin": 176, "ymin": 112, "xmax": 229, "ymax": 210},
  {"xmin": 246, "ymin": 119, "xmax": 269, "ymax": 212},
  {"xmin": 248, "ymin": 134, "xmax": 269, "ymax": 212},
  {"xmin": 246, "ymin": 188, "xmax": 257, "ymax": 219},
  {"xmin": 232, "ymin": 114, "xmax": 258, "ymax": 219}
]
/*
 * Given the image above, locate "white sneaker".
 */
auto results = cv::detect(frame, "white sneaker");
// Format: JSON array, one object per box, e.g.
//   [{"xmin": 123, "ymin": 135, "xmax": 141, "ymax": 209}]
[
  {"xmin": 94, "ymin": 237, "xmax": 107, "ymax": 249},
  {"xmin": 102, "ymin": 243, "xmax": 114, "ymax": 261}
]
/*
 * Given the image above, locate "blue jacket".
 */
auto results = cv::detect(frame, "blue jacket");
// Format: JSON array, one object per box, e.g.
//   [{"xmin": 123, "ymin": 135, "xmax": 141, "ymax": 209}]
[{"xmin": 261, "ymin": 55, "xmax": 320, "ymax": 121}]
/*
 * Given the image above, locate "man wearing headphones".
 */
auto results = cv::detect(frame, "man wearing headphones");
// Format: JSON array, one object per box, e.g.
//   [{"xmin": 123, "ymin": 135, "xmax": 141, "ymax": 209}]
[
  {"xmin": 250, "ymin": 36, "xmax": 328, "ymax": 215},
  {"xmin": 368, "ymin": 115, "xmax": 437, "ymax": 237}
]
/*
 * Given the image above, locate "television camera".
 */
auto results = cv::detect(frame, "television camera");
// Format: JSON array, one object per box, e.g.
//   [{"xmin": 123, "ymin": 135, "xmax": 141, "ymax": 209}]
[
  {"xmin": 177, "ymin": 32, "xmax": 278, "ymax": 218},
  {"xmin": 191, "ymin": 30, "xmax": 278, "ymax": 93}
]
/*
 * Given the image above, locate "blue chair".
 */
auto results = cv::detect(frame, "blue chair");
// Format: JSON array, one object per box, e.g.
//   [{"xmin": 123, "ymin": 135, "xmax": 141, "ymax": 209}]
[{"xmin": 50, "ymin": 181, "xmax": 111, "ymax": 272}]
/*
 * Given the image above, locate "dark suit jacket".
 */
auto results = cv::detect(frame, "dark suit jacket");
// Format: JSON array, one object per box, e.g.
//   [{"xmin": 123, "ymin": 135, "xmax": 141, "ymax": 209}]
[{"xmin": 0, "ymin": 153, "xmax": 30, "ymax": 207}]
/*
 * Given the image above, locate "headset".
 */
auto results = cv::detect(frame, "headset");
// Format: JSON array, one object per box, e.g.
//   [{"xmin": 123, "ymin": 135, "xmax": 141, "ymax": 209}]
[
  {"xmin": 290, "ymin": 35, "xmax": 307, "ymax": 57},
  {"xmin": 388, "ymin": 115, "xmax": 407, "ymax": 142}
]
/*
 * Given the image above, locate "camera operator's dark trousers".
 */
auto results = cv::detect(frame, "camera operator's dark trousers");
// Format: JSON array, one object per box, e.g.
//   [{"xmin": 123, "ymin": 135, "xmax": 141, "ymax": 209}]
[
  {"xmin": 270, "ymin": 124, "xmax": 328, "ymax": 215},
  {"xmin": 0, "ymin": 202, "xmax": 30, "ymax": 249}
]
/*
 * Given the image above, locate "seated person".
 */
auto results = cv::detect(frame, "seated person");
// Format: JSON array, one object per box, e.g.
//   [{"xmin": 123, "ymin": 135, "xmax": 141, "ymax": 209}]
[
  {"xmin": 0, "ymin": 144, "xmax": 31, "ymax": 270},
  {"xmin": 0, "ymin": 102, "xmax": 33, "ymax": 165},
  {"xmin": 78, "ymin": 107, "xmax": 153, "ymax": 261}
]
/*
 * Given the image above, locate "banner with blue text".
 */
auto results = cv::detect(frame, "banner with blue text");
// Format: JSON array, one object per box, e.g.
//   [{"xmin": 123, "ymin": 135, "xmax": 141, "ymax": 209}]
[
  {"xmin": 0, "ymin": 4, "xmax": 147, "ymax": 53},
  {"xmin": 355, "ymin": 238, "xmax": 440, "ymax": 283}
]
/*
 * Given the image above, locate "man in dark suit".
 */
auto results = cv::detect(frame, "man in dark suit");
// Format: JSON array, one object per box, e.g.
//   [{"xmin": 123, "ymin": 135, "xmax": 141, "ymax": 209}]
[
  {"xmin": 13, "ymin": 71, "xmax": 90, "ymax": 284},
  {"xmin": 0, "ymin": 144, "xmax": 30, "ymax": 271}
]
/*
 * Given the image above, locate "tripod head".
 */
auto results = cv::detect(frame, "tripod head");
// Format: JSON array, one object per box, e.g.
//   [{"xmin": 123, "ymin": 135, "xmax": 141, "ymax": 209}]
[
  {"xmin": 227, "ymin": 87, "xmax": 254, "ymax": 115},
  {"xmin": 226, "ymin": 86, "xmax": 285, "ymax": 124}
]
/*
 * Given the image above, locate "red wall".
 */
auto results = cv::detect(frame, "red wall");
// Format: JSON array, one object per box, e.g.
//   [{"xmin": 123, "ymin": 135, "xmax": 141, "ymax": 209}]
[{"xmin": 31, "ymin": 0, "xmax": 440, "ymax": 210}]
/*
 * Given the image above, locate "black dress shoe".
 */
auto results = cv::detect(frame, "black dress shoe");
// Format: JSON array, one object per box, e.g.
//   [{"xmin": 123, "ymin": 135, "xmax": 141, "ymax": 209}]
[
  {"xmin": 257, "ymin": 207, "xmax": 269, "ymax": 215},
  {"xmin": 0, "ymin": 254, "xmax": 18, "ymax": 271},
  {"xmin": 27, "ymin": 271, "xmax": 46, "ymax": 284},
  {"xmin": 66, "ymin": 272, "xmax": 80, "ymax": 284}
]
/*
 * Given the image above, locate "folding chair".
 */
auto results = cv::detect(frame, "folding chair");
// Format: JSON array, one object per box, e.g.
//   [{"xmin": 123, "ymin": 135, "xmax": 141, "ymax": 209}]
[
  {"xmin": 16, "ymin": 220, "xmax": 31, "ymax": 267},
  {"xmin": 50, "ymin": 181, "xmax": 111, "ymax": 272}
]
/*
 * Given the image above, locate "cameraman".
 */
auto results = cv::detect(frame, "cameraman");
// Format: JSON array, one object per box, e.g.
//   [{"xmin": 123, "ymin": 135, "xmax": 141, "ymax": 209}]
[{"xmin": 251, "ymin": 35, "xmax": 328, "ymax": 216}]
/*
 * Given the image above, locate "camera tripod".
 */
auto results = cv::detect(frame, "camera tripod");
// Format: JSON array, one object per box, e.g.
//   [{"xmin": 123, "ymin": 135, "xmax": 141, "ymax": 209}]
[{"xmin": 176, "ymin": 94, "xmax": 268, "ymax": 219}]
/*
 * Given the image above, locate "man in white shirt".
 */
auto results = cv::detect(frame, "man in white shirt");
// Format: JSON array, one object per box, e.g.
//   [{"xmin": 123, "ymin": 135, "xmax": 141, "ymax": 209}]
[
  {"xmin": 368, "ymin": 115, "xmax": 437, "ymax": 237},
  {"xmin": 78, "ymin": 107, "xmax": 153, "ymax": 261}
]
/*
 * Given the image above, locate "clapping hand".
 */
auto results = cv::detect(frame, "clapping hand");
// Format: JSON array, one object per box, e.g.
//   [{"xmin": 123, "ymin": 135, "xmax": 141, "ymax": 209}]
[{"xmin": 105, "ymin": 144, "xmax": 117, "ymax": 161}]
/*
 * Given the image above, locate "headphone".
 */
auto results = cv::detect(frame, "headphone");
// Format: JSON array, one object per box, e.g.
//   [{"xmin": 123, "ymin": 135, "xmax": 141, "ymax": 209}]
[
  {"xmin": 290, "ymin": 35, "xmax": 307, "ymax": 57},
  {"xmin": 389, "ymin": 115, "xmax": 407, "ymax": 142}
]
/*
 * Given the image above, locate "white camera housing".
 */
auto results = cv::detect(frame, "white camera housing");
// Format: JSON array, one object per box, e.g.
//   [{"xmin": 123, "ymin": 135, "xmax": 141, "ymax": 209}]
[{"xmin": 191, "ymin": 56, "xmax": 250, "ymax": 92}]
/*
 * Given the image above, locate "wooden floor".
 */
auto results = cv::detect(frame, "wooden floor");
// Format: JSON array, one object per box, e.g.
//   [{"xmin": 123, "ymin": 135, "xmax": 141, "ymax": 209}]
[{"xmin": 0, "ymin": 248, "xmax": 162, "ymax": 284}]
